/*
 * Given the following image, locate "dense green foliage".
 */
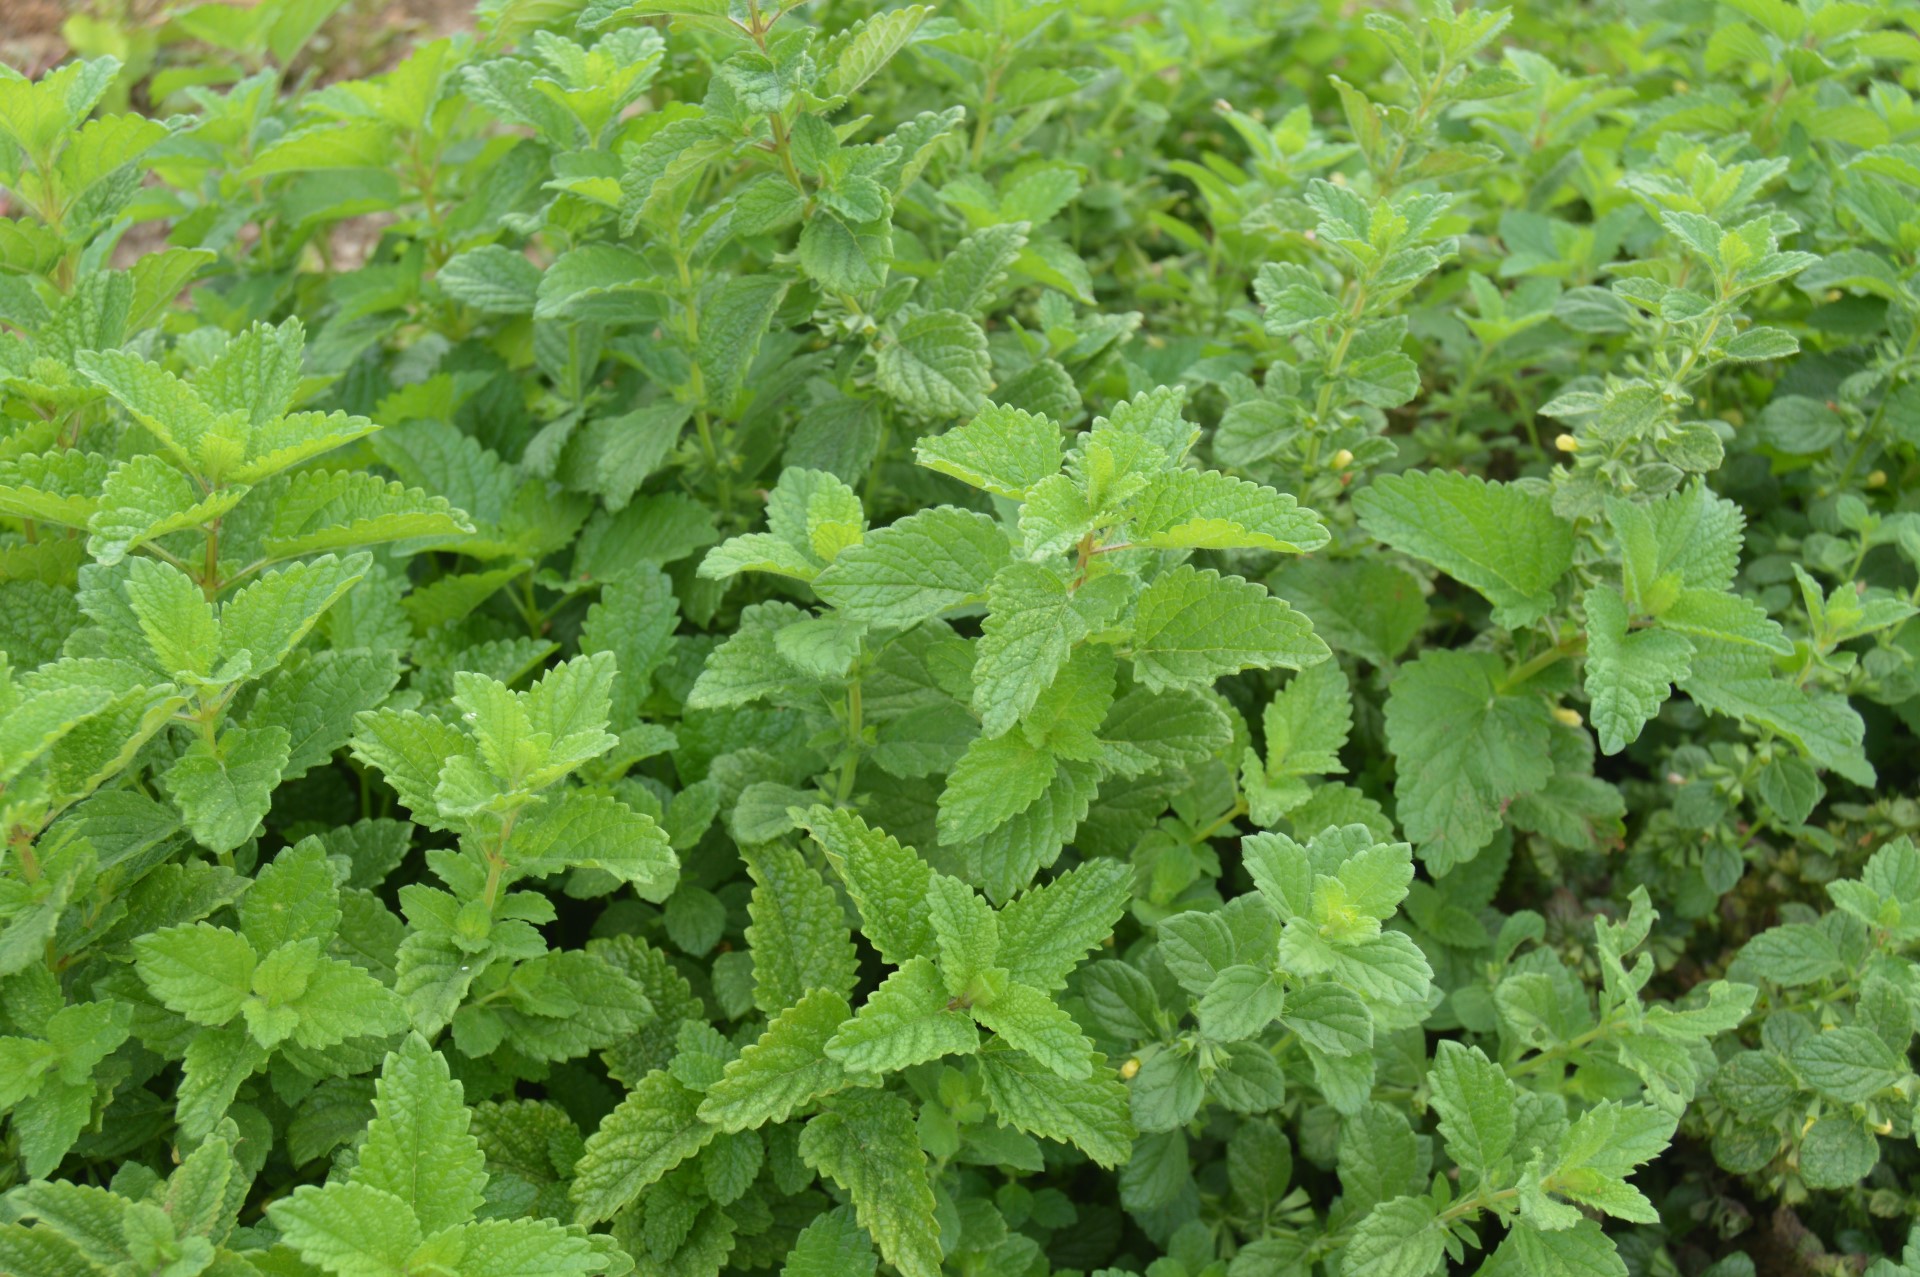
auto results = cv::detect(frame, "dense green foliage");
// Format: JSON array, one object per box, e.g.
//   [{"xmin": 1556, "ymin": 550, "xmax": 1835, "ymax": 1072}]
[{"xmin": 4, "ymin": 0, "xmax": 1920, "ymax": 1273}]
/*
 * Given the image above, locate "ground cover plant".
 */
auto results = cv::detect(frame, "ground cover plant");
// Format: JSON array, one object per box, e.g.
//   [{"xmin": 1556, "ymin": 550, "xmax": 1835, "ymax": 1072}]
[{"xmin": 4, "ymin": 0, "xmax": 1920, "ymax": 1272}]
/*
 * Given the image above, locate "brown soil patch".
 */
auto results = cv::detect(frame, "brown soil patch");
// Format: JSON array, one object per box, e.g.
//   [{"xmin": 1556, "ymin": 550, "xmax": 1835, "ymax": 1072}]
[{"xmin": 1, "ymin": 0, "xmax": 473, "ymax": 81}]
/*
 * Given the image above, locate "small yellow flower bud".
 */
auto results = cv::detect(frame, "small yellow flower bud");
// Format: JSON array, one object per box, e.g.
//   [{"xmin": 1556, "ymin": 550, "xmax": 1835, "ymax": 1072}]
[
  {"xmin": 1551, "ymin": 706, "xmax": 1583, "ymax": 728},
  {"xmin": 1120, "ymin": 1058, "xmax": 1141, "ymax": 1080},
  {"xmin": 1554, "ymin": 434, "xmax": 1580, "ymax": 453},
  {"xmin": 1867, "ymin": 470, "xmax": 1888, "ymax": 488},
  {"xmin": 1331, "ymin": 448, "xmax": 1354, "ymax": 470}
]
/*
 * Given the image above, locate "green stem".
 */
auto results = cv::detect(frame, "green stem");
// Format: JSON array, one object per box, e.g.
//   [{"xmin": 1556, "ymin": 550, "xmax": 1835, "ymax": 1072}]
[
  {"xmin": 1498, "ymin": 635, "xmax": 1586, "ymax": 693},
  {"xmin": 1192, "ymin": 799, "xmax": 1249, "ymax": 846},
  {"xmin": 836, "ymin": 679, "xmax": 864, "ymax": 803}
]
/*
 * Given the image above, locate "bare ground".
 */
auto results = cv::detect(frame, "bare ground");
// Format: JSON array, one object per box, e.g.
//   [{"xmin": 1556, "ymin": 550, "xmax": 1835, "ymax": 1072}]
[{"xmin": 1, "ymin": 0, "xmax": 474, "ymax": 80}]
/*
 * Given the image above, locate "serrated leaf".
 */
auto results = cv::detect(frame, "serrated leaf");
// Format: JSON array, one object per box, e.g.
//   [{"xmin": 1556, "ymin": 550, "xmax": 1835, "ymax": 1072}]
[
  {"xmin": 978, "ymin": 1042, "xmax": 1134, "ymax": 1168},
  {"xmin": 1355, "ymin": 471, "xmax": 1573, "ymax": 627},
  {"xmin": 814, "ymin": 507, "xmax": 1008, "ymax": 628},
  {"xmin": 160, "ymin": 725, "xmax": 292, "ymax": 855},
  {"xmin": 700, "ymin": 989, "xmax": 864, "ymax": 1132},
  {"xmin": 351, "ymin": 1033, "xmax": 487, "ymax": 1233},
  {"xmin": 1131, "ymin": 566, "xmax": 1327, "ymax": 693},
  {"xmin": 799, "ymin": 1090, "xmax": 943, "ymax": 1277},
  {"xmin": 268, "ymin": 1181, "xmax": 421, "ymax": 1277},
  {"xmin": 1383, "ymin": 649, "xmax": 1554, "ymax": 870},
  {"xmin": 1427, "ymin": 1040, "xmax": 1515, "ymax": 1175},
  {"xmin": 1583, "ymin": 586, "xmax": 1693, "ymax": 753},
  {"xmin": 1129, "ymin": 468, "xmax": 1329, "ymax": 553},
  {"xmin": 913, "ymin": 404, "xmax": 1062, "ymax": 499},
  {"xmin": 800, "ymin": 806, "xmax": 935, "ymax": 967},
  {"xmin": 745, "ymin": 840, "xmax": 860, "ymax": 1014},
  {"xmin": 781, "ymin": 1205, "xmax": 877, "ymax": 1277},
  {"xmin": 938, "ymin": 729, "xmax": 1056, "ymax": 845},
  {"xmin": 970, "ymin": 562, "xmax": 1121, "ymax": 737},
  {"xmin": 995, "ymin": 858, "xmax": 1133, "ymax": 992},
  {"xmin": 877, "ymin": 309, "xmax": 991, "ymax": 418},
  {"xmin": 134, "ymin": 922, "xmax": 256, "ymax": 1027},
  {"xmin": 824, "ymin": 956, "xmax": 978, "ymax": 1073},
  {"xmin": 571, "ymin": 1071, "xmax": 715, "ymax": 1224}
]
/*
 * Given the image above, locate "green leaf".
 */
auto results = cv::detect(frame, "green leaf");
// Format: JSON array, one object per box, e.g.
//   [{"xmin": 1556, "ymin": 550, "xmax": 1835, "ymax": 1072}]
[
  {"xmin": 814, "ymin": 507, "xmax": 1009, "ymax": 628},
  {"xmin": 507, "ymin": 792, "xmax": 678, "ymax": 902},
  {"xmin": 781, "ymin": 1205, "xmax": 877, "ymax": 1277},
  {"xmin": 1679, "ymin": 637, "xmax": 1873, "ymax": 785},
  {"xmin": 1790, "ymin": 1027, "xmax": 1906, "ymax": 1103},
  {"xmin": 268, "ymin": 1181, "xmax": 421, "ymax": 1277},
  {"xmin": 822, "ymin": 4, "xmax": 931, "ymax": 98},
  {"xmin": 938, "ymin": 730, "xmax": 1056, "ymax": 845},
  {"xmin": 570, "ymin": 1070, "xmax": 716, "ymax": 1225},
  {"xmin": 1383, "ymin": 649, "xmax": 1555, "ymax": 870},
  {"xmin": 744, "ymin": 840, "xmax": 860, "ymax": 1014},
  {"xmin": 157, "ymin": 724, "xmax": 291, "ymax": 854},
  {"xmin": 800, "ymin": 1090, "xmax": 944, "ymax": 1277},
  {"xmin": 1271, "ymin": 557, "xmax": 1428, "ymax": 667},
  {"xmin": 800, "ymin": 807, "xmax": 935, "ymax": 967},
  {"xmin": 1280, "ymin": 982, "xmax": 1371, "ymax": 1056},
  {"xmin": 799, "ymin": 211, "xmax": 893, "ymax": 294},
  {"xmin": 1658, "ymin": 589, "xmax": 1791, "ymax": 653},
  {"xmin": 876, "ymin": 309, "xmax": 992, "ymax": 418},
  {"xmin": 971, "ymin": 562, "xmax": 1123, "ymax": 737},
  {"xmin": 824, "ymin": 956, "xmax": 979, "ymax": 1073},
  {"xmin": 1479, "ymin": 1222, "xmax": 1628, "ymax": 1277},
  {"xmin": 914, "ymin": 404, "xmax": 1063, "ymax": 499},
  {"xmin": 1539, "ymin": 1102, "xmax": 1676, "ymax": 1223},
  {"xmin": 1345, "ymin": 1196, "xmax": 1446, "ymax": 1277},
  {"xmin": 350, "ymin": 1033, "xmax": 486, "ymax": 1233},
  {"xmin": 1426, "ymin": 1040, "xmax": 1515, "ymax": 1174},
  {"xmin": 925, "ymin": 222, "xmax": 1028, "ymax": 315},
  {"xmin": 1130, "ymin": 566, "xmax": 1327, "ymax": 693},
  {"xmin": 135, "ymin": 923, "xmax": 256, "ymax": 1026},
  {"xmin": 89, "ymin": 454, "xmax": 248, "ymax": 566},
  {"xmin": 1355, "ymin": 471, "xmax": 1574, "ymax": 627},
  {"xmin": 123, "ymin": 555, "xmax": 216, "ymax": 680},
  {"xmin": 996, "ymin": 858, "xmax": 1133, "ymax": 992},
  {"xmin": 218, "ymin": 553, "xmax": 372, "ymax": 677},
  {"xmin": 973, "ymin": 981, "xmax": 1094, "ymax": 1078},
  {"xmin": 978, "ymin": 1042, "xmax": 1134, "ymax": 1168},
  {"xmin": 1128, "ymin": 469, "xmax": 1329, "ymax": 553},
  {"xmin": 1583, "ymin": 587, "xmax": 1694, "ymax": 754},
  {"xmin": 925, "ymin": 873, "xmax": 999, "ymax": 995},
  {"xmin": 1100, "ymin": 687, "xmax": 1233, "ymax": 779},
  {"xmin": 437, "ymin": 244, "xmax": 542, "ymax": 314},
  {"xmin": 455, "ymin": 1219, "xmax": 603, "ymax": 1277},
  {"xmin": 262, "ymin": 469, "xmax": 473, "ymax": 559},
  {"xmin": 697, "ymin": 275, "xmax": 788, "ymax": 410},
  {"xmin": 1261, "ymin": 661, "xmax": 1352, "ymax": 780},
  {"xmin": 1197, "ymin": 966, "xmax": 1286, "ymax": 1042},
  {"xmin": 699, "ymin": 989, "xmax": 864, "ymax": 1132},
  {"xmin": 242, "ymin": 839, "xmax": 341, "ymax": 951}
]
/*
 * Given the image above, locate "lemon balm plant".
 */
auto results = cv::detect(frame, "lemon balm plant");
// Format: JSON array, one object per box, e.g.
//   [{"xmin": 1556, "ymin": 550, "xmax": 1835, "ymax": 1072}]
[{"xmin": 5, "ymin": 0, "xmax": 1920, "ymax": 1273}]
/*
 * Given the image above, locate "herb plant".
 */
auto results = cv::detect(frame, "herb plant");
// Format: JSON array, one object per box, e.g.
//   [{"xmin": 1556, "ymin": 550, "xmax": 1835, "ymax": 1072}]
[{"xmin": 5, "ymin": 0, "xmax": 1920, "ymax": 1273}]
